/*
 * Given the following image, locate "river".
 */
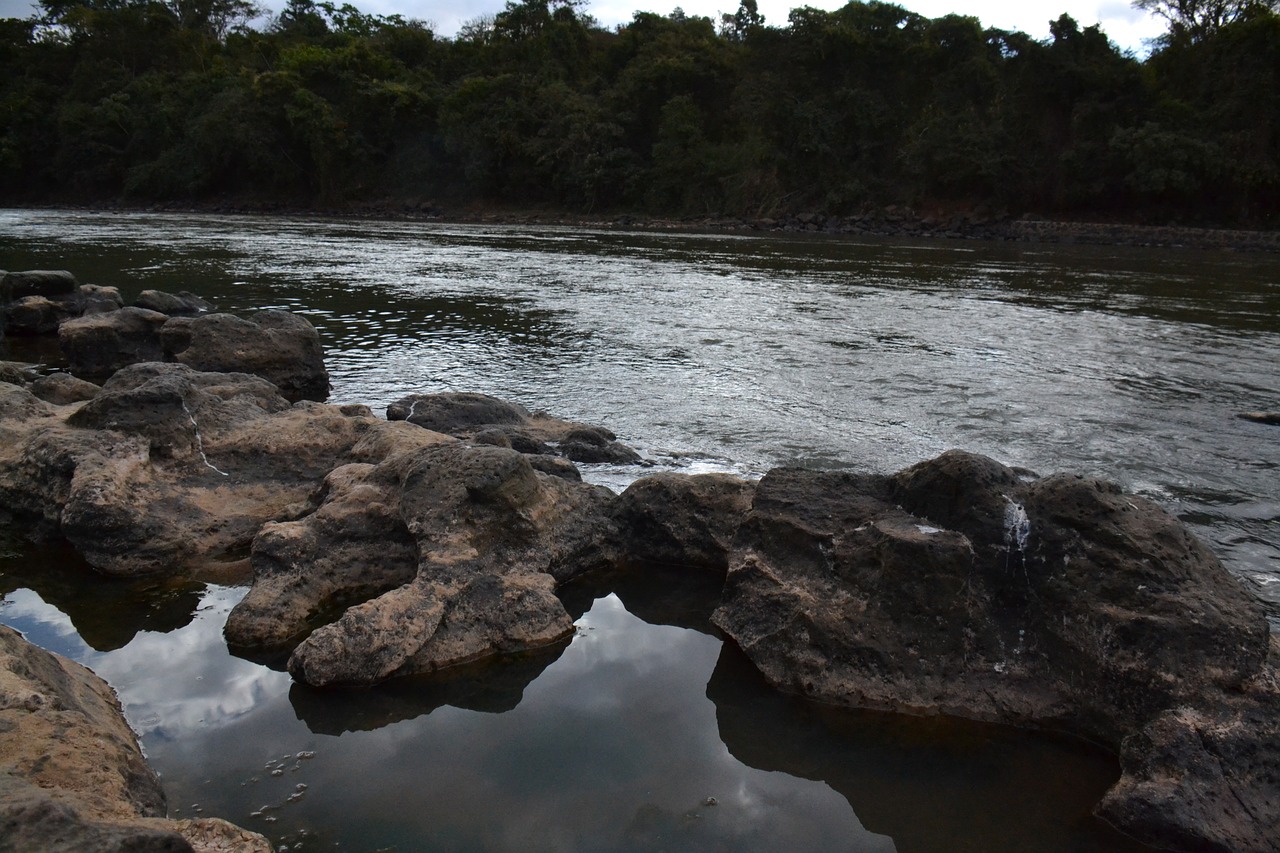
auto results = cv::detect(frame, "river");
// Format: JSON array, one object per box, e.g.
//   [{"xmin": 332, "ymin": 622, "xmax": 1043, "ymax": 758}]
[{"xmin": 2, "ymin": 208, "xmax": 1278, "ymax": 852}]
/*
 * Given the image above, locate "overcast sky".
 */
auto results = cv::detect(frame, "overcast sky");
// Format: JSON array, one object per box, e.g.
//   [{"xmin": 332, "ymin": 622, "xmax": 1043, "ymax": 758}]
[{"xmin": 0, "ymin": 0, "xmax": 1167, "ymax": 54}]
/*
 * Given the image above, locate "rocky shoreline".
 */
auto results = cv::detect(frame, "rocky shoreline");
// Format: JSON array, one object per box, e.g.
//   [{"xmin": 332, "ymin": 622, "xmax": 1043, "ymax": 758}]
[
  {"xmin": 12, "ymin": 201, "xmax": 1280, "ymax": 252},
  {"xmin": 1, "ymin": 268, "xmax": 1278, "ymax": 852}
]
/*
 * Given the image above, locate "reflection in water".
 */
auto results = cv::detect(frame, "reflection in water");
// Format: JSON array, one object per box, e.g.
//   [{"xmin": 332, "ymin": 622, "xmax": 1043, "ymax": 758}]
[{"xmin": 0, "ymin": 567, "xmax": 1153, "ymax": 852}]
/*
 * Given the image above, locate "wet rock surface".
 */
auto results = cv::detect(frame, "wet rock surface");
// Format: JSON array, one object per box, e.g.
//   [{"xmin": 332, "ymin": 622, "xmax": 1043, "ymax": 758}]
[
  {"xmin": 0, "ymin": 624, "xmax": 271, "ymax": 853},
  {"xmin": 133, "ymin": 290, "xmax": 214, "ymax": 316}
]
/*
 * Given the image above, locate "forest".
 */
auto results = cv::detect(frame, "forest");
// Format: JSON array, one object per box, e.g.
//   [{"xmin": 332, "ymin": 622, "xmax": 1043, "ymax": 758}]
[{"xmin": 0, "ymin": 0, "xmax": 1277, "ymax": 225}]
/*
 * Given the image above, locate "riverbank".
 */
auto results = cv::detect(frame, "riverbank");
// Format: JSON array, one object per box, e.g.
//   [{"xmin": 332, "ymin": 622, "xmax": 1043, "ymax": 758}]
[{"xmin": 11, "ymin": 201, "xmax": 1280, "ymax": 253}]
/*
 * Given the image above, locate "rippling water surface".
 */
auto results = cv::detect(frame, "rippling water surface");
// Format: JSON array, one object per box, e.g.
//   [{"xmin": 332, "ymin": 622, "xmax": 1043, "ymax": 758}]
[{"xmin": 3, "ymin": 209, "xmax": 1279, "ymax": 851}]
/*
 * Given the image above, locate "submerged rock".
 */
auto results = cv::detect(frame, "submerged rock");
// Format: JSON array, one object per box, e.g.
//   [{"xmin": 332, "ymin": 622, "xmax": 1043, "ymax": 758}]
[
  {"xmin": 0, "ymin": 624, "xmax": 271, "ymax": 853},
  {"xmin": 1239, "ymin": 411, "xmax": 1280, "ymax": 425}
]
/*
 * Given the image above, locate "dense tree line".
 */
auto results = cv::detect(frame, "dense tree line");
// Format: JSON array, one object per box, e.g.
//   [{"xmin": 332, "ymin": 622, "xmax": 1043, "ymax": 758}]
[{"xmin": 1, "ymin": 0, "xmax": 1277, "ymax": 224}]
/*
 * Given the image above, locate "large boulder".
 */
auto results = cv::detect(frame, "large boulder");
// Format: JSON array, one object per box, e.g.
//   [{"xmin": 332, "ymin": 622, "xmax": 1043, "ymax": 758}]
[
  {"xmin": 711, "ymin": 450, "xmax": 1276, "ymax": 852},
  {"xmin": 161, "ymin": 310, "xmax": 329, "ymax": 402},
  {"xmin": 229, "ymin": 441, "xmax": 617, "ymax": 686},
  {"xmin": 388, "ymin": 391, "xmax": 642, "ymax": 465},
  {"xmin": 59, "ymin": 307, "xmax": 169, "ymax": 381},
  {"xmin": 0, "ymin": 363, "xmax": 376, "ymax": 576},
  {"xmin": 0, "ymin": 624, "xmax": 271, "ymax": 853}
]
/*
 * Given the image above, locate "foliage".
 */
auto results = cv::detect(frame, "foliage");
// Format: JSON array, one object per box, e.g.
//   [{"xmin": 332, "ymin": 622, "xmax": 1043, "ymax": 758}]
[{"xmin": 0, "ymin": 0, "xmax": 1276, "ymax": 225}]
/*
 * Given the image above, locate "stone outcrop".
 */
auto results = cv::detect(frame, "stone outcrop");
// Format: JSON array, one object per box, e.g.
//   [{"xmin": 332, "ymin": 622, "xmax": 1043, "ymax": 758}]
[
  {"xmin": 0, "ymin": 624, "xmax": 271, "ymax": 853},
  {"xmin": 160, "ymin": 310, "xmax": 329, "ymax": 402},
  {"xmin": 611, "ymin": 472, "xmax": 755, "ymax": 571},
  {"xmin": 29, "ymin": 372, "xmax": 101, "ymax": 405},
  {"xmin": 0, "ymin": 363, "xmax": 374, "ymax": 576},
  {"xmin": 227, "ymin": 440, "xmax": 617, "ymax": 687},
  {"xmin": 709, "ymin": 450, "xmax": 1277, "ymax": 852},
  {"xmin": 3, "ymin": 284, "xmax": 123, "ymax": 337},
  {"xmin": 387, "ymin": 391, "xmax": 642, "ymax": 464}
]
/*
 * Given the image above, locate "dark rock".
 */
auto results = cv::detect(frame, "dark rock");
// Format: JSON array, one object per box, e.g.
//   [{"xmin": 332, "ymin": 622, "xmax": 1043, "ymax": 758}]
[
  {"xmin": 133, "ymin": 289, "xmax": 215, "ymax": 316},
  {"xmin": 613, "ymin": 472, "xmax": 756, "ymax": 572},
  {"xmin": 59, "ymin": 307, "xmax": 169, "ymax": 381},
  {"xmin": 1239, "ymin": 411, "xmax": 1280, "ymax": 425},
  {"xmin": 161, "ymin": 310, "xmax": 330, "ymax": 402},
  {"xmin": 2, "ymin": 269, "xmax": 77, "ymax": 301},
  {"xmin": 77, "ymin": 284, "xmax": 124, "ymax": 316},
  {"xmin": 29, "ymin": 372, "xmax": 100, "ymax": 405},
  {"xmin": 525, "ymin": 454, "xmax": 582, "ymax": 481},
  {"xmin": 711, "ymin": 450, "xmax": 1275, "ymax": 851},
  {"xmin": 0, "ymin": 361, "xmax": 40, "ymax": 387},
  {"xmin": 388, "ymin": 392, "xmax": 644, "ymax": 466},
  {"xmin": 3, "ymin": 295, "xmax": 74, "ymax": 335}
]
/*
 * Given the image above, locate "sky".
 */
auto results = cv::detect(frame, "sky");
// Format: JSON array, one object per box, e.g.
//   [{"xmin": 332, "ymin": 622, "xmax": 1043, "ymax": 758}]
[{"xmin": 0, "ymin": 0, "xmax": 1168, "ymax": 54}]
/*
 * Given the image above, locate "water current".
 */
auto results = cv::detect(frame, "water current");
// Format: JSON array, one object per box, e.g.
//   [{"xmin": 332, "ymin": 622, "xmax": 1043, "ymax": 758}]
[{"xmin": 3, "ymin": 209, "xmax": 1279, "ymax": 851}]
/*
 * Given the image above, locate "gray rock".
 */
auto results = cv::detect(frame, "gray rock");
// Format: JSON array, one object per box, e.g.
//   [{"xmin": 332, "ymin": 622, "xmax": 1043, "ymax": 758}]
[
  {"xmin": 161, "ymin": 310, "xmax": 329, "ymax": 402},
  {"xmin": 0, "ymin": 361, "xmax": 40, "ymax": 387},
  {"xmin": 29, "ymin": 372, "xmax": 100, "ymax": 405},
  {"xmin": 710, "ymin": 450, "xmax": 1275, "ymax": 852},
  {"xmin": 1, "ymin": 269, "xmax": 77, "ymax": 301},
  {"xmin": 388, "ymin": 392, "xmax": 643, "ymax": 466},
  {"xmin": 59, "ymin": 307, "xmax": 169, "ymax": 380},
  {"xmin": 133, "ymin": 289, "xmax": 215, "ymax": 316}
]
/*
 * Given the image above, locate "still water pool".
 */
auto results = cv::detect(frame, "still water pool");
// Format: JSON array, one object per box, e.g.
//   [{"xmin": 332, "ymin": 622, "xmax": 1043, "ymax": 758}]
[{"xmin": 3, "ymin": 209, "xmax": 1279, "ymax": 851}]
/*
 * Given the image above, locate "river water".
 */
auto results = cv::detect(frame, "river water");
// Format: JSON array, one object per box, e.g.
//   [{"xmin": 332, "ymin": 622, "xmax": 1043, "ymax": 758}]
[{"xmin": 2, "ymin": 209, "xmax": 1278, "ymax": 851}]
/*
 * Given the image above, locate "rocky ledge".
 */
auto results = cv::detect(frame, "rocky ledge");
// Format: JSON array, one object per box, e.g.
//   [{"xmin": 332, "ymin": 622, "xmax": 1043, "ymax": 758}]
[
  {"xmin": 0, "ymin": 624, "xmax": 271, "ymax": 853},
  {"xmin": 2, "ymin": 270, "xmax": 1277, "ymax": 852}
]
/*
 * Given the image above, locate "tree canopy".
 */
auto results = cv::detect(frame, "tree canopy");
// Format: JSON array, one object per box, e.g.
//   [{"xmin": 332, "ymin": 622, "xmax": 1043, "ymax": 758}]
[{"xmin": 1, "ymin": 0, "xmax": 1276, "ymax": 225}]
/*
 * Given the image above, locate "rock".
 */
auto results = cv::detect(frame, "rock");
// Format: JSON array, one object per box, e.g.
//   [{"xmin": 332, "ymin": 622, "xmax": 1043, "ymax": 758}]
[
  {"xmin": 59, "ymin": 307, "xmax": 169, "ymax": 381},
  {"xmin": 388, "ymin": 392, "xmax": 642, "ymax": 466},
  {"xmin": 1096, "ymin": 648, "xmax": 1280, "ymax": 853},
  {"xmin": 0, "ymin": 624, "xmax": 270, "ymax": 853},
  {"xmin": 1, "ymin": 269, "xmax": 77, "ymax": 302},
  {"xmin": 78, "ymin": 284, "xmax": 124, "ymax": 316},
  {"xmin": 133, "ymin": 290, "xmax": 215, "ymax": 316},
  {"xmin": 1239, "ymin": 411, "xmax": 1280, "ymax": 425},
  {"xmin": 234, "ymin": 442, "xmax": 616, "ymax": 686},
  {"xmin": 711, "ymin": 450, "xmax": 1275, "ymax": 852},
  {"xmin": 0, "ymin": 360, "xmax": 40, "ymax": 387},
  {"xmin": 161, "ymin": 310, "xmax": 330, "ymax": 402},
  {"xmin": 29, "ymin": 372, "xmax": 101, "ymax": 405},
  {"xmin": 0, "ymin": 363, "xmax": 377, "ymax": 576},
  {"xmin": 3, "ymin": 295, "xmax": 73, "ymax": 335},
  {"xmin": 613, "ymin": 472, "xmax": 756, "ymax": 572}
]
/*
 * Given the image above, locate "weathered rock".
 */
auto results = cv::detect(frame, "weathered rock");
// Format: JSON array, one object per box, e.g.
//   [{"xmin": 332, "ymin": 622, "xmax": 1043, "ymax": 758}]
[
  {"xmin": 711, "ymin": 450, "xmax": 1276, "ymax": 852},
  {"xmin": 1, "ymin": 284, "xmax": 121, "ymax": 337},
  {"xmin": 0, "ymin": 360, "xmax": 40, "ymax": 387},
  {"xmin": 133, "ymin": 290, "xmax": 214, "ymax": 316},
  {"xmin": 59, "ymin": 307, "xmax": 169, "ymax": 380},
  {"xmin": 247, "ymin": 442, "xmax": 616, "ymax": 686},
  {"xmin": 161, "ymin": 310, "xmax": 329, "ymax": 401},
  {"xmin": 29, "ymin": 372, "xmax": 101, "ymax": 405},
  {"xmin": 1096, "ymin": 645, "xmax": 1280, "ymax": 853},
  {"xmin": 388, "ymin": 391, "xmax": 642, "ymax": 465},
  {"xmin": 1, "ymin": 269, "xmax": 77, "ymax": 301},
  {"xmin": 3, "ymin": 295, "xmax": 73, "ymax": 335},
  {"xmin": 0, "ymin": 363, "xmax": 377, "ymax": 576},
  {"xmin": 0, "ymin": 625, "xmax": 270, "ymax": 853},
  {"xmin": 613, "ymin": 472, "xmax": 756, "ymax": 571},
  {"xmin": 1239, "ymin": 411, "xmax": 1280, "ymax": 425}
]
